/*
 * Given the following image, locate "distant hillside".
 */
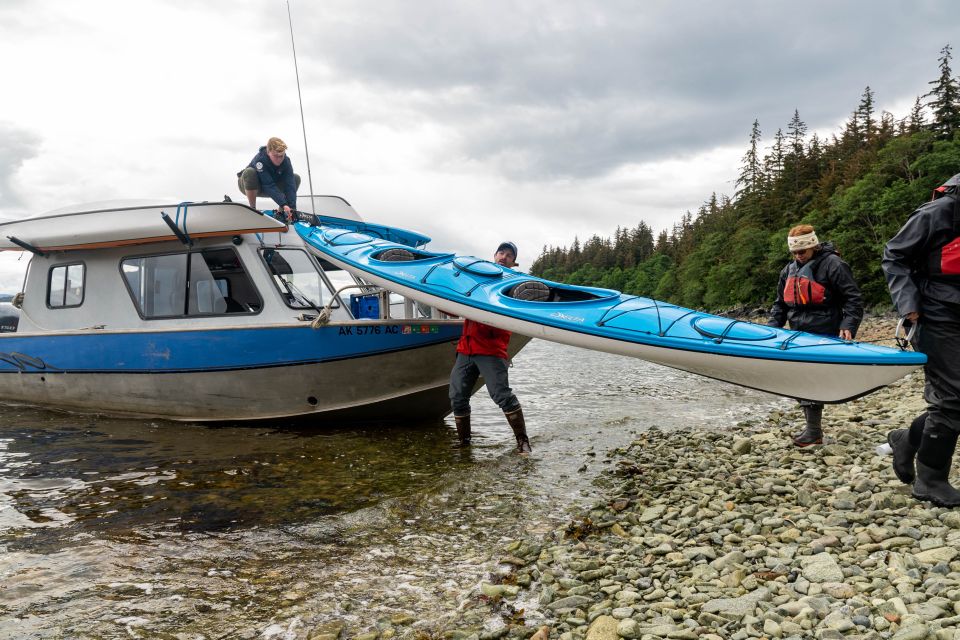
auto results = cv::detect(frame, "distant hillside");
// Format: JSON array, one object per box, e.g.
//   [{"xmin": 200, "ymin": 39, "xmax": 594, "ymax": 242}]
[
  {"xmin": 0, "ymin": 294, "xmax": 14, "ymax": 303},
  {"xmin": 532, "ymin": 44, "xmax": 960, "ymax": 312}
]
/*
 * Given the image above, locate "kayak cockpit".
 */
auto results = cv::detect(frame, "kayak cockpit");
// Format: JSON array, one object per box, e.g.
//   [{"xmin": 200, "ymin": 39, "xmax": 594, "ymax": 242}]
[{"xmin": 505, "ymin": 280, "xmax": 620, "ymax": 303}]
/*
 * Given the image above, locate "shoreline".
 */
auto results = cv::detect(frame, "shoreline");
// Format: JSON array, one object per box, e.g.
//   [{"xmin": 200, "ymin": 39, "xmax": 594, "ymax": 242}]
[{"xmin": 442, "ymin": 315, "xmax": 960, "ymax": 640}]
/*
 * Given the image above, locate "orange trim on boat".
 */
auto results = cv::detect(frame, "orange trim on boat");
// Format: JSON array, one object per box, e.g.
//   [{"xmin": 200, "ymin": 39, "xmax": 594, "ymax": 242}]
[{"xmin": 0, "ymin": 226, "xmax": 288, "ymax": 252}]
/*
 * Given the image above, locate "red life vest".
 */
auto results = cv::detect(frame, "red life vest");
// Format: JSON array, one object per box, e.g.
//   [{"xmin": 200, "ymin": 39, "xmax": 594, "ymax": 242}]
[
  {"xmin": 920, "ymin": 189, "xmax": 960, "ymax": 281},
  {"xmin": 783, "ymin": 259, "xmax": 827, "ymax": 307},
  {"xmin": 457, "ymin": 319, "xmax": 511, "ymax": 359},
  {"xmin": 925, "ymin": 234, "xmax": 960, "ymax": 281}
]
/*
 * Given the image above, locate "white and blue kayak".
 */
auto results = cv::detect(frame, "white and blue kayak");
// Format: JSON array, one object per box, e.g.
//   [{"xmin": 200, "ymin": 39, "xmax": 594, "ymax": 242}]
[{"xmin": 296, "ymin": 215, "xmax": 926, "ymax": 403}]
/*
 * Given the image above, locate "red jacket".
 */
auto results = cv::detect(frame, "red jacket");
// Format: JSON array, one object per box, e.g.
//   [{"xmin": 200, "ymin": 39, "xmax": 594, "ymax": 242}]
[{"xmin": 456, "ymin": 319, "xmax": 511, "ymax": 359}]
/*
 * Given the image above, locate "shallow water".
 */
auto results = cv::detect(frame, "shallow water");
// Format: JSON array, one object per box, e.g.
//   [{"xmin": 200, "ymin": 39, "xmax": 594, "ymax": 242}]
[{"xmin": 0, "ymin": 340, "xmax": 787, "ymax": 638}]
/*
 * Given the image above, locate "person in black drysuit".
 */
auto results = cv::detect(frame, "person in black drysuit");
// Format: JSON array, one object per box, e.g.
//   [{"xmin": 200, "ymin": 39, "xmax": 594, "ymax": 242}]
[
  {"xmin": 769, "ymin": 224, "xmax": 864, "ymax": 447},
  {"xmin": 883, "ymin": 173, "xmax": 960, "ymax": 508}
]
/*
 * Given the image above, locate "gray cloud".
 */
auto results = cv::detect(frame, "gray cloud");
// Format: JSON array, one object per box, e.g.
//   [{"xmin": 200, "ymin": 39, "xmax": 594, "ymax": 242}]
[
  {"xmin": 0, "ymin": 123, "xmax": 40, "ymax": 210},
  {"xmin": 270, "ymin": 0, "xmax": 956, "ymax": 180}
]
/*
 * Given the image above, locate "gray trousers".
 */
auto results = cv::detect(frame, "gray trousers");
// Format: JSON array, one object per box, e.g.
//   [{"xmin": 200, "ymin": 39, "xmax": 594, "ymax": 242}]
[
  {"xmin": 913, "ymin": 319, "xmax": 960, "ymax": 434},
  {"xmin": 449, "ymin": 353, "xmax": 519, "ymax": 416}
]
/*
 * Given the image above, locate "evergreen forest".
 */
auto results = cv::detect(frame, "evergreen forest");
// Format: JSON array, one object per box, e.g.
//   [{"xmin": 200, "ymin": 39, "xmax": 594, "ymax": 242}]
[{"xmin": 530, "ymin": 45, "xmax": 960, "ymax": 313}]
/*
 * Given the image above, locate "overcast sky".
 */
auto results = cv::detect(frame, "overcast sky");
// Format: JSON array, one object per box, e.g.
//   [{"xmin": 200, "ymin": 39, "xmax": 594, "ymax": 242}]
[{"xmin": 0, "ymin": 0, "xmax": 956, "ymax": 291}]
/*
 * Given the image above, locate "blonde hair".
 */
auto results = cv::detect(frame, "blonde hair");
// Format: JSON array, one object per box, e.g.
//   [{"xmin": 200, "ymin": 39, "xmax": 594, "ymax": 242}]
[
  {"xmin": 267, "ymin": 137, "xmax": 288, "ymax": 153},
  {"xmin": 788, "ymin": 224, "xmax": 815, "ymax": 237}
]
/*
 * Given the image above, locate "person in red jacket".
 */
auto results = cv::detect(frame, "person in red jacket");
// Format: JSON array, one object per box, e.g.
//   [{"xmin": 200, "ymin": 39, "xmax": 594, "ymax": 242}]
[{"xmin": 449, "ymin": 242, "xmax": 531, "ymax": 453}]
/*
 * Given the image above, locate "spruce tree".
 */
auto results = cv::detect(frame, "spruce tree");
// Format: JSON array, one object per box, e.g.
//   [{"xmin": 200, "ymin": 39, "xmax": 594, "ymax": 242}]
[
  {"xmin": 925, "ymin": 44, "xmax": 960, "ymax": 139},
  {"xmin": 735, "ymin": 119, "xmax": 763, "ymax": 201},
  {"xmin": 857, "ymin": 86, "xmax": 875, "ymax": 142},
  {"xmin": 909, "ymin": 96, "xmax": 926, "ymax": 133}
]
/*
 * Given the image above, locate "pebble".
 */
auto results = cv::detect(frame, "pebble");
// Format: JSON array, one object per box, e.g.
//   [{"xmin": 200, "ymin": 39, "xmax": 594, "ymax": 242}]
[{"xmin": 442, "ymin": 317, "xmax": 960, "ymax": 640}]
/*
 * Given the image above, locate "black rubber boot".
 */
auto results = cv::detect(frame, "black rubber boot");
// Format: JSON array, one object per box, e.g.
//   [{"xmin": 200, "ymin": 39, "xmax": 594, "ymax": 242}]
[
  {"xmin": 913, "ymin": 460, "xmax": 960, "ymax": 507},
  {"xmin": 504, "ymin": 407, "xmax": 532, "ymax": 454},
  {"xmin": 454, "ymin": 414, "xmax": 471, "ymax": 447},
  {"xmin": 887, "ymin": 415, "xmax": 924, "ymax": 484},
  {"xmin": 888, "ymin": 429, "xmax": 919, "ymax": 484},
  {"xmin": 793, "ymin": 404, "xmax": 823, "ymax": 447}
]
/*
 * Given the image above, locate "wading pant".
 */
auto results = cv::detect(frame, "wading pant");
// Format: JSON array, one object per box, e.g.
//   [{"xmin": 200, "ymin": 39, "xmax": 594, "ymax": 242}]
[
  {"xmin": 449, "ymin": 353, "xmax": 519, "ymax": 416},
  {"xmin": 913, "ymin": 319, "xmax": 960, "ymax": 438}
]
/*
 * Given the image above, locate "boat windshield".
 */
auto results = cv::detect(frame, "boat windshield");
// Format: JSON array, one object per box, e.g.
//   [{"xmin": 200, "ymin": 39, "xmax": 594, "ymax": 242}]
[{"xmin": 259, "ymin": 248, "xmax": 348, "ymax": 319}]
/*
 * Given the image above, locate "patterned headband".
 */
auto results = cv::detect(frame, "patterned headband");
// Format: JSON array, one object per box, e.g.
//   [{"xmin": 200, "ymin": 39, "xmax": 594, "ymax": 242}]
[{"xmin": 787, "ymin": 232, "xmax": 819, "ymax": 251}]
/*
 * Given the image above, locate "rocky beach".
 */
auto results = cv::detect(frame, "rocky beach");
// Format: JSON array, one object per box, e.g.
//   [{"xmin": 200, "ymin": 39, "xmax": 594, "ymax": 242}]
[
  {"xmin": 6, "ymin": 315, "xmax": 954, "ymax": 640},
  {"xmin": 433, "ymin": 316, "xmax": 960, "ymax": 640}
]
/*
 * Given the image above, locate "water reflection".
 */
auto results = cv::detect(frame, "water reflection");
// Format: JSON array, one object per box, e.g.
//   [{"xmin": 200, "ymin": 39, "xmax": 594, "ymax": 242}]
[
  {"xmin": 1, "ymin": 417, "xmax": 486, "ymax": 544},
  {"xmin": 0, "ymin": 340, "xmax": 788, "ymax": 637}
]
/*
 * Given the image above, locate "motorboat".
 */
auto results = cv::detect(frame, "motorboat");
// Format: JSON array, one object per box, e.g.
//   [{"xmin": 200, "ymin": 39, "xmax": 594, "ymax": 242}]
[{"xmin": 0, "ymin": 196, "xmax": 525, "ymax": 421}]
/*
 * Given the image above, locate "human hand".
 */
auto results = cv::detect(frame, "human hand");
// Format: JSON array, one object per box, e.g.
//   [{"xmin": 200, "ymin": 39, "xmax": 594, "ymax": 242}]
[
  {"xmin": 905, "ymin": 311, "xmax": 919, "ymax": 323},
  {"xmin": 839, "ymin": 329, "xmax": 853, "ymax": 341},
  {"xmin": 282, "ymin": 205, "xmax": 293, "ymax": 222}
]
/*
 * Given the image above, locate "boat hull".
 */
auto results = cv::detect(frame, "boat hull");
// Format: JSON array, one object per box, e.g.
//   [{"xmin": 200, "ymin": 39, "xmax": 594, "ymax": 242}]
[{"xmin": 0, "ymin": 323, "xmax": 475, "ymax": 422}]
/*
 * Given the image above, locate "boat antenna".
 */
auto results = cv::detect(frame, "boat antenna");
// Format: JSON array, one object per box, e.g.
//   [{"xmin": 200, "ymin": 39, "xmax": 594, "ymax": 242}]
[{"xmin": 287, "ymin": 0, "xmax": 315, "ymax": 213}]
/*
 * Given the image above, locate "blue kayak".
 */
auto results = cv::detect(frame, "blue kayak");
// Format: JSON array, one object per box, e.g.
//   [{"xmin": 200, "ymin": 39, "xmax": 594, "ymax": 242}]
[{"xmin": 296, "ymin": 216, "xmax": 925, "ymax": 403}]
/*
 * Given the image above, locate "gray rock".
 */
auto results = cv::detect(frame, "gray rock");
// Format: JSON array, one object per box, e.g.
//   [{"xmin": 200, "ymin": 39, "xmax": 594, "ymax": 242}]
[
  {"xmin": 800, "ymin": 553, "xmax": 844, "ymax": 583},
  {"xmin": 638, "ymin": 506, "xmax": 667, "ymax": 523},
  {"xmin": 584, "ymin": 615, "xmax": 618, "ymax": 640},
  {"xmin": 701, "ymin": 588, "xmax": 769, "ymax": 619},
  {"xmin": 616, "ymin": 618, "xmax": 641, "ymax": 639},
  {"xmin": 549, "ymin": 595, "xmax": 594, "ymax": 611},
  {"xmin": 710, "ymin": 550, "xmax": 747, "ymax": 571},
  {"xmin": 732, "ymin": 438, "xmax": 752, "ymax": 454},
  {"xmin": 890, "ymin": 622, "xmax": 929, "ymax": 640}
]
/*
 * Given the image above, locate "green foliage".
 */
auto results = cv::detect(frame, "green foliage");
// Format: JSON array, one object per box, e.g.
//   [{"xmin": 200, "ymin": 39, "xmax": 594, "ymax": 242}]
[{"xmin": 528, "ymin": 47, "xmax": 960, "ymax": 311}]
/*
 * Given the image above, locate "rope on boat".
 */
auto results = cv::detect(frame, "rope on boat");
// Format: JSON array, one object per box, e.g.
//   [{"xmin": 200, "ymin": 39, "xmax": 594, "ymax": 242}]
[{"xmin": 175, "ymin": 202, "xmax": 193, "ymax": 238}]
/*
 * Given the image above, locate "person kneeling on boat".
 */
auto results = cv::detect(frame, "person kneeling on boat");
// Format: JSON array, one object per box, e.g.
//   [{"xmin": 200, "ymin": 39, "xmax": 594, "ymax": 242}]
[
  {"xmin": 768, "ymin": 224, "xmax": 864, "ymax": 447},
  {"xmin": 882, "ymin": 173, "xmax": 960, "ymax": 508},
  {"xmin": 449, "ymin": 242, "xmax": 531, "ymax": 454},
  {"xmin": 237, "ymin": 136, "xmax": 301, "ymax": 221}
]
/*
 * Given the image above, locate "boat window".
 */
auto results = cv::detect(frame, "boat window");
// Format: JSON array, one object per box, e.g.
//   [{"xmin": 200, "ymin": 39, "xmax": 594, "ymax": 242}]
[
  {"xmin": 120, "ymin": 248, "xmax": 262, "ymax": 319},
  {"xmin": 259, "ymin": 248, "xmax": 347, "ymax": 318},
  {"xmin": 47, "ymin": 263, "xmax": 85, "ymax": 308}
]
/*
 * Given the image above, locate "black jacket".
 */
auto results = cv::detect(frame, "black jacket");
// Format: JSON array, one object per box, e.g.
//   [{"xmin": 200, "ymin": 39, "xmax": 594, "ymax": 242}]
[
  {"xmin": 768, "ymin": 242, "xmax": 864, "ymax": 337},
  {"xmin": 882, "ymin": 193, "xmax": 960, "ymax": 323},
  {"xmin": 243, "ymin": 146, "xmax": 297, "ymax": 208}
]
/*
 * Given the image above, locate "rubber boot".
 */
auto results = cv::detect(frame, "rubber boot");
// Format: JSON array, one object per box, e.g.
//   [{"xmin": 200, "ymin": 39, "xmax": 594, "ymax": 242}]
[
  {"xmin": 793, "ymin": 404, "xmax": 823, "ymax": 447},
  {"xmin": 887, "ymin": 429, "xmax": 919, "ymax": 484},
  {"xmin": 454, "ymin": 414, "xmax": 471, "ymax": 447},
  {"xmin": 913, "ymin": 460, "xmax": 960, "ymax": 507},
  {"xmin": 504, "ymin": 406, "xmax": 532, "ymax": 454},
  {"xmin": 887, "ymin": 412, "xmax": 926, "ymax": 484},
  {"xmin": 913, "ymin": 428, "xmax": 960, "ymax": 507}
]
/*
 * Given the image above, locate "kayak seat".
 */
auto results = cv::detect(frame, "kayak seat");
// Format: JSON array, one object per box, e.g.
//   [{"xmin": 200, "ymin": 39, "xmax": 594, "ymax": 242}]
[
  {"xmin": 511, "ymin": 281, "xmax": 552, "ymax": 301},
  {"xmin": 377, "ymin": 248, "xmax": 417, "ymax": 262},
  {"xmin": 508, "ymin": 281, "xmax": 607, "ymax": 303}
]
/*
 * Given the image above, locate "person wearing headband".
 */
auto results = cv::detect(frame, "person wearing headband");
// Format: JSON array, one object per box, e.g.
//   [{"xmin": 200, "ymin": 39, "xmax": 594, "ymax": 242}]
[
  {"xmin": 448, "ymin": 241, "xmax": 532, "ymax": 454},
  {"xmin": 769, "ymin": 224, "xmax": 863, "ymax": 447},
  {"xmin": 883, "ymin": 173, "xmax": 960, "ymax": 507}
]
